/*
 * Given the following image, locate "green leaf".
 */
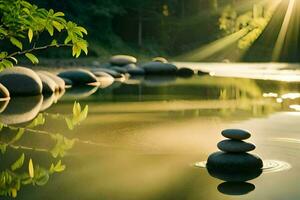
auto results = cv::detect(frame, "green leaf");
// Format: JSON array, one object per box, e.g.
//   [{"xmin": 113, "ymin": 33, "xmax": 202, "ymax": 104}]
[
  {"xmin": 46, "ymin": 24, "xmax": 54, "ymax": 36},
  {"xmin": 25, "ymin": 53, "xmax": 39, "ymax": 64},
  {"xmin": 10, "ymin": 37, "xmax": 23, "ymax": 50},
  {"xmin": 11, "ymin": 153, "xmax": 25, "ymax": 171},
  {"xmin": 65, "ymin": 118, "xmax": 74, "ymax": 130},
  {"xmin": 77, "ymin": 26, "xmax": 88, "ymax": 35},
  {"xmin": 50, "ymin": 160, "xmax": 66, "ymax": 173},
  {"xmin": 53, "ymin": 12, "xmax": 65, "ymax": 17},
  {"xmin": 73, "ymin": 102, "xmax": 81, "ymax": 116},
  {"xmin": 10, "ymin": 128, "xmax": 25, "ymax": 143},
  {"xmin": 51, "ymin": 39, "xmax": 58, "ymax": 46},
  {"xmin": 2, "ymin": 59, "xmax": 13, "ymax": 68},
  {"xmin": 0, "ymin": 52, "xmax": 8, "ymax": 59},
  {"xmin": 0, "ymin": 144, "xmax": 7, "ymax": 154},
  {"xmin": 29, "ymin": 159, "xmax": 34, "ymax": 178},
  {"xmin": 27, "ymin": 114, "xmax": 45, "ymax": 128},
  {"xmin": 52, "ymin": 21, "xmax": 64, "ymax": 32},
  {"xmin": 28, "ymin": 29, "xmax": 33, "ymax": 43}
]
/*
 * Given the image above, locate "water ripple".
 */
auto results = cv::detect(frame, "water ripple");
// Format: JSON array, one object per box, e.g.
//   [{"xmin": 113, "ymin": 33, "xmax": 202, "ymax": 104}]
[
  {"xmin": 194, "ymin": 160, "xmax": 291, "ymax": 174},
  {"xmin": 262, "ymin": 160, "xmax": 291, "ymax": 173}
]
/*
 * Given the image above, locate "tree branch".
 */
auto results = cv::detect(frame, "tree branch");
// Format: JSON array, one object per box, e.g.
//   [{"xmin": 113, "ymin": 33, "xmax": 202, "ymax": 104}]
[{"xmin": 1, "ymin": 43, "xmax": 73, "ymax": 62}]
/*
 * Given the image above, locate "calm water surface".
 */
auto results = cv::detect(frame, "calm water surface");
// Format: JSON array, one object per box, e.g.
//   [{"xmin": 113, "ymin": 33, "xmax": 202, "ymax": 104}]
[{"xmin": 1, "ymin": 66, "xmax": 300, "ymax": 199}]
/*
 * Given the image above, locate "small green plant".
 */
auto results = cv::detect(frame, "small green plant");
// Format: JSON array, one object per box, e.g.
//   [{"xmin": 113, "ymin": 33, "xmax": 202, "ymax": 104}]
[{"xmin": 0, "ymin": 0, "xmax": 88, "ymax": 70}]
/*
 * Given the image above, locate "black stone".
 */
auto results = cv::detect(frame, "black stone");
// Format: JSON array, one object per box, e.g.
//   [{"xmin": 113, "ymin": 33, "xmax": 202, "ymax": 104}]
[
  {"xmin": 217, "ymin": 139, "xmax": 256, "ymax": 153},
  {"xmin": 221, "ymin": 129, "xmax": 251, "ymax": 140},
  {"xmin": 207, "ymin": 152, "xmax": 263, "ymax": 172}
]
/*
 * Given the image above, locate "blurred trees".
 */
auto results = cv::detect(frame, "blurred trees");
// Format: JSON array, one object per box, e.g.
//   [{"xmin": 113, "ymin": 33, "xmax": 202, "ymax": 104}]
[{"xmin": 31, "ymin": 0, "xmax": 223, "ymax": 57}]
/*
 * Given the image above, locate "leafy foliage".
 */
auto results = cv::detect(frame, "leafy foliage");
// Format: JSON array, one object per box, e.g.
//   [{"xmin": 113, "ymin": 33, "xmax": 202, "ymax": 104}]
[
  {"xmin": 0, "ymin": 0, "xmax": 88, "ymax": 70},
  {"xmin": 219, "ymin": 3, "xmax": 277, "ymax": 50}
]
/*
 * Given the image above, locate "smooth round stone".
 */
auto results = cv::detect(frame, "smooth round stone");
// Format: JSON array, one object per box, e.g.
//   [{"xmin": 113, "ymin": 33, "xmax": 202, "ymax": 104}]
[
  {"xmin": 152, "ymin": 57, "xmax": 168, "ymax": 63},
  {"xmin": 176, "ymin": 67, "xmax": 194, "ymax": 77},
  {"xmin": 58, "ymin": 69, "xmax": 98, "ymax": 85},
  {"xmin": 141, "ymin": 62, "xmax": 178, "ymax": 75},
  {"xmin": 222, "ymin": 129, "xmax": 251, "ymax": 140},
  {"xmin": 124, "ymin": 63, "xmax": 137, "ymax": 69},
  {"xmin": 0, "ymin": 83, "xmax": 10, "ymax": 99},
  {"xmin": 127, "ymin": 67, "xmax": 145, "ymax": 76},
  {"xmin": 197, "ymin": 70, "xmax": 209, "ymax": 76},
  {"xmin": 37, "ymin": 72, "xmax": 57, "ymax": 94},
  {"xmin": 91, "ymin": 68, "xmax": 123, "ymax": 79},
  {"xmin": 94, "ymin": 72, "xmax": 114, "ymax": 89},
  {"xmin": 61, "ymin": 78, "xmax": 73, "ymax": 87},
  {"xmin": 110, "ymin": 55, "xmax": 137, "ymax": 66},
  {"xmin": 38, "ymin": 71, "xmax": 65, "ymax": 91},
  {"xmin": 40, "ymin": 93, "xmax": 56, "ymax": 111},
  {"xmin": 218, "ymin": 182, "xmax": 255, "ymax": 195},
  {"xmin": 218, "ymin": 140, "xmax": 256, "ymax": 153},
  {"xmin": 207, "ymin": 152, "xmax": 263, "ymax": 172},
  {"xmin": 0, "ymin": 67, "xmax": 42, "ymax": 96}
]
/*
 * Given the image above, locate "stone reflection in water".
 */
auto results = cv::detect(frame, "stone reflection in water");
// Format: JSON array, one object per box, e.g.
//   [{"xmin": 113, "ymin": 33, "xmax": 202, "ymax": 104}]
[
  {"xmin": 40, "ymin": 93, "xmax": 56, "ymax": 112},
  {"xmin": 0, "ymin": 101, "xmax": 89, "ymax": 198},
  {"xmin": 217, "ymin": 182, "xmax": 255, "ymax": 195},
  {"xmin": 0, "ymin": 95, "xmax": 43, "ymax": 125},
  {"xmin": 0, "ymin": 99, "xmax": 9, "ymax": 113},
  {"xmin": 207, "ymin": 166, "xmax": 262, "ymax": 195},
  {"xmin": 40, "ymin": 90, "xmax": 66, "ymax": 112},
  {"xmin": 143, "ymin": 75, "xmax": 177, "ymax": 86},
  {"xmin": 63, "ymin": 85, "xmax": 98, "ymax": 100}
]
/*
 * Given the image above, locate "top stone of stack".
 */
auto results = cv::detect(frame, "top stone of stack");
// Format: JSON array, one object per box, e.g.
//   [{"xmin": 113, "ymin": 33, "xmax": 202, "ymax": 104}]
[{"xmin": 221, "ymin": 129, "xmax": 251, "ymax": 140}]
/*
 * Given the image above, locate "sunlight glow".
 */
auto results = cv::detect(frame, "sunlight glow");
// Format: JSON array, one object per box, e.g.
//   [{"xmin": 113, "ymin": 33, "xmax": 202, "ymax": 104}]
[
  {"xmin": 289, "ymin": 105, "xmax": 300, "ymax": 111},
  {"xmin": 281, "ymin": 93, "xmax": 300, "ymax": 99},
  {"xmin": 272, "ymin": 0, "xmax": 296, "ymax": 61}
]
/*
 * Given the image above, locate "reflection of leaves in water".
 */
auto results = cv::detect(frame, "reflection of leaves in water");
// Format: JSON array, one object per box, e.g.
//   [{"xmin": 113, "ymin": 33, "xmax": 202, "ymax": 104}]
[
  {"xmin": 50, "ymin": 134, "xmax": 76, "ymax": 158},
  {"xmin": 28, "ymin": 159, "xmax": 34, "ymax": 178},
  {"xmin": 50, "ymin": 160, "xmax": 66, "ymax": 173},
  {"xmin": 0, "ymin": 101, "xmax": 88, "ymax": 197},
  {"xmin": 65, "ymin": 101, "xmax": 89, "ymax": 130},
  {"xmin": 11, "ymin": 153, "xmax": 25, "ymax": 171},
  {"xmin": 26, "ymin": 114, "xmax": 45, "ymax": 128},
  {"xmin": 0, "ymin": 155, "xmax": 65, "ymax": 198}
]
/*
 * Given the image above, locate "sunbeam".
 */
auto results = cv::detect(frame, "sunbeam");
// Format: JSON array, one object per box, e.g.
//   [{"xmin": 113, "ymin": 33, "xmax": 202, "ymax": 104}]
[
  {"xmin": 272, "ymin": 0, "xmax": 296, "ymax": 61},
  {"xmin": 176, "ymin": 0, "xmax": 282, "ymax": 62}
]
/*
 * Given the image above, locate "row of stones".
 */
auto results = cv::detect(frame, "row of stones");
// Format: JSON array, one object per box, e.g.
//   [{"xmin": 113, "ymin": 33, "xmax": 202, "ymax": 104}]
[{"xmin": 0, "ymin": 54, "xmax": 201, "ymax": 98}]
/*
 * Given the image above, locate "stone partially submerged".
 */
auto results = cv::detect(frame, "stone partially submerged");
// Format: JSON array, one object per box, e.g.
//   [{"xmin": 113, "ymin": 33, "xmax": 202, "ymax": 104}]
[
  {"xmin": 207, "ymin": 152, "xmax": 263, "ymax": 172},
  {"xmin": 109, "ymin": 55, "xmax": 137, "ymax": 66},
  {"xmin": 141, "ymin": 62, "xmax": 178, "ymax": 75},
  {"xmin": 58, "ymin": 69, "xmax": 98, "ymax": 85},
  {"xmin": 206, "ymin": 129, "xmax": 263, "ymax": 174},
  {"xmin": 0, "ymin": 67, "xmax": 42, "ymax": 96},
  {"xmin": 37, "ymin": 72, "xmax": 57, "ymax": 94},
  {"xmin": 38, "ymin": 71, "xmax": 65, "ymax": 91}
]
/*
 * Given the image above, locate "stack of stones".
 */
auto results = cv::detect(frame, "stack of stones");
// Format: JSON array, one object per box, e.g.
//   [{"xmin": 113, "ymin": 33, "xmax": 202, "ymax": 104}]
[{"xmin": 207, "ymin": 129, "xmax": 263, "ymax": 172}]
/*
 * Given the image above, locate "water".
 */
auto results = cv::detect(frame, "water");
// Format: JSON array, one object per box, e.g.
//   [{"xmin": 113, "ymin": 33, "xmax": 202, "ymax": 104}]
[{"xmin": 1, "ymin": 65, "xmax": 300, "ymax": 199}]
